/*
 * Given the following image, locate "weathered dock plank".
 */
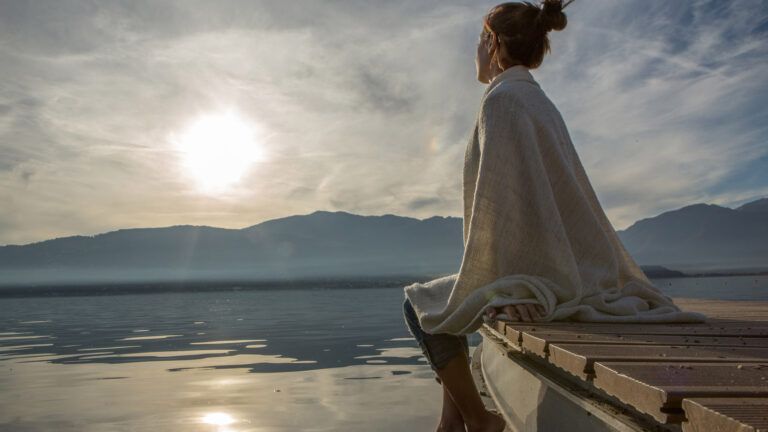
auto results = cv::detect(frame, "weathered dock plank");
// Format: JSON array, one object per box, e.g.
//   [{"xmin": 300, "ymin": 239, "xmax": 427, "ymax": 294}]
[
  {"xmin": 674, "ymin": 298, "xmax": 768, "ymax": 322},
  {"xmin": 592, "ymin": 362, "xmax": 768, "ymax": 423},
  {"xmin": 520, "ymin": 333, "xmax": 768, "ymax": 357},
  {"xmin": 681, "ymin": 397, "xmax": 768, "ymax": 432},
  {"xmin": 483, "ymin": 298, "xmax": 768, "ymax": 429},
  {"xmin": 548, "ymin": 343, "xmax": 768, "ymax": 380},
  {"xmin": 502, "ymin": 324, "xmax": 768, "ymax": 346}
]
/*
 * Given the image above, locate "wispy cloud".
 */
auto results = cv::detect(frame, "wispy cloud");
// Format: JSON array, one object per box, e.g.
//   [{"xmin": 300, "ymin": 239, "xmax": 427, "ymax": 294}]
[
  {"xmin": 534, "ymin": 0, "xmax": 768, "ymax": 226},
  {"xmin": 1, "ymin": 0, "xmax": 766, "ymax": 244}
]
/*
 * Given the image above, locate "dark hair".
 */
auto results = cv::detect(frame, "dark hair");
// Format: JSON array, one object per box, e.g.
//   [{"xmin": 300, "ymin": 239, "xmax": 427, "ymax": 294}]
[{"xmin": 483, "ymin": 0, "xmax": 572, "ymax": 69}]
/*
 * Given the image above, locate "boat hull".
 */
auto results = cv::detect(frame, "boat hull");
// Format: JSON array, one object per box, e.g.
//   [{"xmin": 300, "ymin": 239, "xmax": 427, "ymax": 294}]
[{"xmin": 477, "ymin": 330, "xmax": 660, "ymax": 432}]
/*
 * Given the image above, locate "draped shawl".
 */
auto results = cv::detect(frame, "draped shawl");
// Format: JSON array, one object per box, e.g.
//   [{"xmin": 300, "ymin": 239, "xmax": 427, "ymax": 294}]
[{"xmin": 403, "ymin": 65, "xmax": 707, "ymax": 335}]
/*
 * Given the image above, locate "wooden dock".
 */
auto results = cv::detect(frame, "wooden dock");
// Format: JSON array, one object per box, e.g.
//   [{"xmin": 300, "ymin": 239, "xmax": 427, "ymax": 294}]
[{"xmin": 478, "ymin": 297, "xmax": 768, "ymax": 432}]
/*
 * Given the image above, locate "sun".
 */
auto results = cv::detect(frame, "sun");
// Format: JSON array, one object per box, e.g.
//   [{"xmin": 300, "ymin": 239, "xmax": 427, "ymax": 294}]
[
  {"xmin": 173, "ymin": 110, "xmax": 265, "ymax": 192},
  {"xmin": 200, "ymin": 412, "xmax": 235, "ymax": 426}
]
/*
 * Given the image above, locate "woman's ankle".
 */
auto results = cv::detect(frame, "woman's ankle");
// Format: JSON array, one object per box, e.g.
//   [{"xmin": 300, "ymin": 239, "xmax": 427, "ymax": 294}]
[{"xmin": 464, "ymin": 409, "xmax": 505, "ymax": 432}]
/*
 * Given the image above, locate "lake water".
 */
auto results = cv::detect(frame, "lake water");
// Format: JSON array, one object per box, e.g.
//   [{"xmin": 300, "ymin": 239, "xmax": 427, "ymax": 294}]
[{"xmin": 1, "ymin": 274, "xmax": 766, "ymax": 431}]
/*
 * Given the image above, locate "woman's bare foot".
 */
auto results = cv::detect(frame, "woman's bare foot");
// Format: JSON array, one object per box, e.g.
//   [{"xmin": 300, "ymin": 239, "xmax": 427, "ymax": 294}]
[
  {"xmin": 485, "ymin": 303, "xmax": 545, "ymax": 322},
  {"xmin": 436, "ymin": 385, "xmax": 466, "ymax": 432},
  {"xmin": 434, "ymin": 353, "xmax": 506, "ymax": 432},
  {"xmin": 466, "ymin": 409, "xmax": 507, "ymax": 432}
]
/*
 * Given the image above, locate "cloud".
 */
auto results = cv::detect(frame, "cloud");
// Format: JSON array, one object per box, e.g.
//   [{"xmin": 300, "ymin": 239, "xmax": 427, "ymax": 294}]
[
  {"xmin": 538, "ymin": 0, "xmax": 768, "ymax": 227},
  {"xmin": 0, "ymin": 0, "xmax": 766, "ymax": 244}
]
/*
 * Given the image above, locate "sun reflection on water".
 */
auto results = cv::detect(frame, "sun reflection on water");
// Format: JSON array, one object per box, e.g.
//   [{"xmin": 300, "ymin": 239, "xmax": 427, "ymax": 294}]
[{"xmin": 201, "ymin": 411, "xmax": 235, "ymax": 426}]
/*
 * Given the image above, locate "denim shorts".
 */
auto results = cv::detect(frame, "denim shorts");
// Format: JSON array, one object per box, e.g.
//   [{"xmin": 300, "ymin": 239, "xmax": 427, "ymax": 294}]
[{"xmin": 402, "ymin": 297, "xmax": 469, "ymax": 384}]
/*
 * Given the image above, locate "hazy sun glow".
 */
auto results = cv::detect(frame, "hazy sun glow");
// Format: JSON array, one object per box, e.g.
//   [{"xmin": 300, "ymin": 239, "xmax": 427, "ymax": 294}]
[
  {"xmin": 201, "ymin": 412, "xmax": 235, "ymax": 426},
  {"xmin": 174, "ymin": 110, "xmax": 265, "ymax": 193}
]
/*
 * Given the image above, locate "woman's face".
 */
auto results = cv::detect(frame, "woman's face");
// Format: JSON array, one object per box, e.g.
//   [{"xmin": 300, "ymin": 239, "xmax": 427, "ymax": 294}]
[{"xmin": 475, "ymin": 27, "xmax": 498, "ymax": 84}]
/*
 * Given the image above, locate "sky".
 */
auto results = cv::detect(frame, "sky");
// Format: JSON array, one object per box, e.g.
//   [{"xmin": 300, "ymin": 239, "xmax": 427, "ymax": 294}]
[{"xmin": 1, "ymin": 0, "xmax": 767, "ymax": 246}]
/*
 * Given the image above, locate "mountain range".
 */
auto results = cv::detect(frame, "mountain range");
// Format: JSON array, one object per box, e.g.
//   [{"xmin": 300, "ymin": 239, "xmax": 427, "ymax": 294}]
[{"xmin": 1, "ymin": 198, "xmax": 766, "ymax": 286}]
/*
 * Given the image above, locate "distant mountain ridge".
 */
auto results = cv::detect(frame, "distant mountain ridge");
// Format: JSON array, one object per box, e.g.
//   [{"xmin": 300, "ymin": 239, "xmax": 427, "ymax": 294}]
[
  {"xmin": 0, "ymin": 211, "xmax": 464, "ymax": 285},
  {"xmin": 1, "ymin": 198, "xmax": 766, "ymax": 286},
  {"xmin": 615, "ymin": 198, "xmax": 768, "ymax": 272},
  {"xmin": 735, "ymin": 197, "xmax": 768, "ymax": 213}
]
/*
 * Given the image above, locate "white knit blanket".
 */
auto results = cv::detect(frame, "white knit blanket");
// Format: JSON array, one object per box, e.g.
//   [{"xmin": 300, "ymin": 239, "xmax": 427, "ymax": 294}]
[{"xmin": 404, "ymin": 65, "xmax": 708, "ymax": 335}]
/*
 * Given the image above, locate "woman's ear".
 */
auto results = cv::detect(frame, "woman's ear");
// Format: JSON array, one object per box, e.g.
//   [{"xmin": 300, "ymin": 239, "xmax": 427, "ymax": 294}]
[
  {"xmin": 487, "ymin": 34, "xmax": 504, "ymax": 75},
  {"xmin": 486, "ymin": 33, "xmax": 498, "ymax": 56},
  {"xmin": 489, "ymin": 33, "xmax": 505, "ymax": 68}
]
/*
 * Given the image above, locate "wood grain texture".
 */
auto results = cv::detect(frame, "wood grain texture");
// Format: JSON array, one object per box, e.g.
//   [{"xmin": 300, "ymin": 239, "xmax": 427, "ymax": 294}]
[
  {"xmin": 520, "ymin": 332, "xmax": 768, "ymax": 358},
  {"xmin": 549, "ymin": 343, "xmax": 768, "ymax": 380},
  {"xmin": 593, "ymin": 362, "xmax": 768, "ymax": 423},
  {"xmin": 681, "ymin": 397, "xmax": 768, "ymax": 432},
  {"xmin": 484, "ymin": 297, "xmax": 768, "ymax": 429}
]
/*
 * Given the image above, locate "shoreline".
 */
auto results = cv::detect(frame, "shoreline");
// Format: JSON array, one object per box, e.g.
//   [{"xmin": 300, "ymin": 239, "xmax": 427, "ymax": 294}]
[{"xmin": 0, "ymin": 271, "xmax": 766, "ymax": 298}]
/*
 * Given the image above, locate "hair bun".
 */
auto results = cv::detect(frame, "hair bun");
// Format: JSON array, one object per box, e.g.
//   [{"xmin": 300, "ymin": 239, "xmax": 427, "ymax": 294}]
[{"xmin": 538, "ymin": 0, "xmax": 568, "ymax": 32}]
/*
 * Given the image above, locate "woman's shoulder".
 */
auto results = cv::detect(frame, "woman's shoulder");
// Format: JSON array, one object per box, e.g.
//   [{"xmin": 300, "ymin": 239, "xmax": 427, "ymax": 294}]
[
  {"xmin": 479, "ymin": 82, "xmax": 532, "ymax": 120},
  {"xmin": 481, "ymin": 80, "xmax": 556, "ymax": 121},
  {"xmin": 482, "ymin": 79, "xmax": 541, "ymax": 108}
]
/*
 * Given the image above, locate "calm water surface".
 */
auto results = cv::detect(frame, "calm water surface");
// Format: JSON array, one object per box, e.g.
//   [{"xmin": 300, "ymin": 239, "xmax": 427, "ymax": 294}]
[{"xmin": 1, "ymin": 274, "xmax": 766, "ymax": 431}]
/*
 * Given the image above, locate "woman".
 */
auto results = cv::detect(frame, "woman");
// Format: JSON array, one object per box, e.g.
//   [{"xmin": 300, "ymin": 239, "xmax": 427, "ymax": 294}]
[
  {"xmin": 403, "ymin": 0, "xmax": 705, "ymax": 431},
  {"xmin": 404, "ymin": 3, "xmax": 569, "ymax": 431}
]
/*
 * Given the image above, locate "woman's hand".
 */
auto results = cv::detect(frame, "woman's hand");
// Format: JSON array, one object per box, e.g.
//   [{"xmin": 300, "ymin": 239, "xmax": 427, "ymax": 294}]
[{"xmin": 485, "ymin": 303, "xmax": 546, "ymax": 322}]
